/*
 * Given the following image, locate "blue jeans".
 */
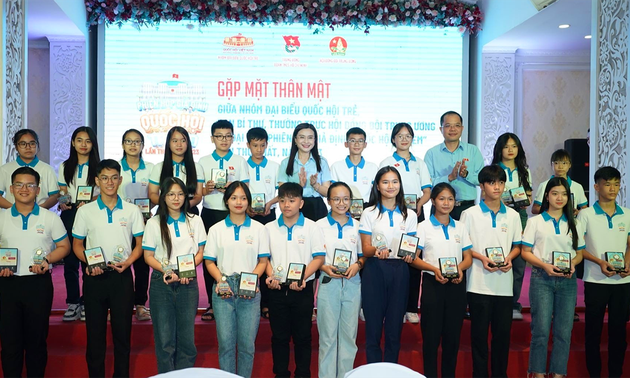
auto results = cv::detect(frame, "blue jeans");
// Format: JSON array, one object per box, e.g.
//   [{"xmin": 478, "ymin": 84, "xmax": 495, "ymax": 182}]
[
  {"xmin": 213, "ymin": 274, "xmax": 261, "ymax": 378},
  {"xmin": 149, "ymin": 271, "xmax": 199, "ymax": 373},
  {"xmin": 317, "ymin": 272, "xmax": 361, "ymax": 378},
  {"xmin": 528, "ymin": 267, "xmax": 577, "ymax": 376}
]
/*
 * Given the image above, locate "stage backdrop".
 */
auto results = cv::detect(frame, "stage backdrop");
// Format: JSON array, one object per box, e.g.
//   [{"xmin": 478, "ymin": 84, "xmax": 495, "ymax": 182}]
[{"xmin": 101, "ymin": 23, "xmax": 465, "ymax": 165}]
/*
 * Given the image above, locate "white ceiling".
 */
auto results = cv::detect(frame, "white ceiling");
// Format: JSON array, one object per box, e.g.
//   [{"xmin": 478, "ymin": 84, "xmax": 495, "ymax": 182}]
[
  {"xmin": 28, "ymin": 0, "xmax": 83, "ymax": 42},
  {"xmin": 485, "ymin": 0, "xmax": 592, "ymax": 52}
]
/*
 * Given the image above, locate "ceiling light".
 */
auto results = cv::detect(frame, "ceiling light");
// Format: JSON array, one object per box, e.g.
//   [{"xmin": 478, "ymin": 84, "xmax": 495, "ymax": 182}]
[
  {"xmin": 585, "ymin": 35, "xmax": 592, "ymax": 39},
  {"xmin": 558, "ymin": 24, "xmax": 570, "ymax": 29}
]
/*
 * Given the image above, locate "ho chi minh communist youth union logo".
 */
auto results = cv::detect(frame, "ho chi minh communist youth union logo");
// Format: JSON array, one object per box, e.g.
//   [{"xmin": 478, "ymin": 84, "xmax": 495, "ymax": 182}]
[{"xmin": 283, "ymin": 35, "xmax": 301, "ymax": 53}]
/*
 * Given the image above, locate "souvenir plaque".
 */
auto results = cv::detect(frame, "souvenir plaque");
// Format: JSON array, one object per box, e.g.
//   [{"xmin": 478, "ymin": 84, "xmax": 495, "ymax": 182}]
[
  {"xmin": 0, "ymin": 248, "xmax": 18, "ymax": 272},
  {"xmin": 217, "ymin": 276, "xmax": 232, "ymax": 297},
  {"xmin": 552, "ymin": 251, "xmax": 572, "ymax": 275},
  {"xmin": 510, "ymin": 186, "xmax": 530, "ymax": 207},
  {"xmin": 605, "ymin": 252, "xmax": 626, "ymax": 273},
  {"xmin": 58, "ymin": 189, "xmax": 72, "ymax": 205},
  {"xmin": 177, "ymin": 254, "xmax": 197, "ymax": 278},
  {"xmin": 238, "ymin": 272, "xmax": 258, "ymax": 298},
  {"xmin": 404, "ymin": 194, "xmax": 417, "ymax": 209},
  {"xmin": 272, "ymin": 265, "xmax": 285, "ymax": 282},
  {"xmin": 84, "ymin": 247, "xmax": 107, "ymax": 272},
  {"xmin": 349, "ymin": 199, "xmax": 363, "ymax": 219},
  {"xmin": 32, "ymin": 248, "xmax": 45, "ymax": 266},
  {"xmin": 372, "ymin": 233, "xmax": 389, "ymax": 255},
  {"xmin": 134, "ymin": 198, "xmax": 151, "ymax": 219},
  {"xmin": 485, "ymin": 247, "xmax": 506, "ymax": 268},
  {"xmin": 501, "ymin": 190, "xmax": 513, "ymax": 205},
  {"xmin": 211, "ymin": 169, "xmax": 228, "ymax": 189},
  {"xmin": 287, "ymin": 263, "xmax": 306, "ymax": 285},
  {"xmin": 439, "ymin": 257, "xmax": 459, "ymax": 280},
  {"xmin": 110, "ymin": 246, "xmax": 125, "ymax": 265},
  {"xmin": 76, "ymin": 186, "xmax": 94, "ymax": 205},
  {"xmin": 251, "ymin": 193, "xmax": 266, "ymax": 214},
  {"xmin": 398, "ymin": 234, "xmax": 419, "ymax": 258},
  {"xmin": 162, "ymin": 258, "xmax": 174, "ymax": 280},
  {"xmin": 332, "ymin": 249, "xmax": 352, "ymax": 274}
]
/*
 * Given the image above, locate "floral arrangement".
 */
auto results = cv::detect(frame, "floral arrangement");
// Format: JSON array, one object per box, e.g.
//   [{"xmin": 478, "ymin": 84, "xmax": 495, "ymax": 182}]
[{"xmin": 86, "ymin": 0, "xmax": 482, "ymax": 34}]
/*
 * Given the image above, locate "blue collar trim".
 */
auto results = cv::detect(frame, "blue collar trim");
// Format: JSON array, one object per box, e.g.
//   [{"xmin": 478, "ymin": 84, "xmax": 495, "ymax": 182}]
[
  {"xmin": 247, "ymin": 157, "xmax": 268, "ymax": 168},
  {"xmin": 430, "ymin": 214, "xmax": 455, "ymax": 228},
  {"xmin": 212, "ymin": 150, "xmax": 233, "ymax": 161},
  {"xmin": 480, "ymin": 200, "xmax": 507, "ymax": 214},
  {"xmin": 378, "ymin": 204, "xmax": 402, "ymax": 214},
  {"xmin": 593, "ymin": 201, "xmax": 624, "ymax": 216},
  {"xmin": 542, "ymin": 211, "xmax": 567, "ymax": 223},
  {"xmin": 326, "ymin": 212, "xmax": 354, "ymax": 227},
  {"xmin": 121, "ymin": 157, "xmax": 146, "ymax": 171},
  {"xmin": 550, "ymin": 175, "xmax": 572, "ymax": 186},
  {"xmin": 393, "ymin": 152, "xmax": 416, "ymax": 162},
  {"xmin": 97, "ymin": 196, "xmax": 123, "ymax": 211},
  {"xmin": 345, "ymin": 156, "xmax": 365, "ymax": 169},
  {"xmin": 167, "ymin": 212, "xmax": 186, "ymax": 224},
  {"xmin": 16, "ymin": 156, "xmax": 39, "ymax": 167},
  {"xmin": 278, "ymin": 213, "xmax": 305, "ymax": 228},
  {"xmin": 225, "ymin": 215, "xmax": 252, "ymax": 228},
  {"xmin": 11, "ymin": 203, "xmax": 40, "ymax": 217}
]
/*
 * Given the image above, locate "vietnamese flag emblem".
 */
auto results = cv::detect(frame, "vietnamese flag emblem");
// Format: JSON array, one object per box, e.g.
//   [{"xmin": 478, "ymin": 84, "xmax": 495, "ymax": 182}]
[{"xmin": 283, "ymin": 35, "xmax": 301, "ymax": 53}]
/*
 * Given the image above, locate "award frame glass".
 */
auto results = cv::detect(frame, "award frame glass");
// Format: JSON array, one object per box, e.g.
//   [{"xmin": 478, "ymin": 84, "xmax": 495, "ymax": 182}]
[
  {"xmin": 510, "ymin": 186, "xmax": 530, "ymax": 207},
  {"xmin": 211, "ymin": 168, "xmax": 228, "ymax": 189},
  {"xmin": 84, "ymin": 247, "xmax": 107, "ymax": 272},
  {"xmin": 110, "ymin": 246, "xmax": 125, "ymax": 265},
  {"xmin": 134, "ymin": 198, "xmax": 151, "ymax": 219},
  {"xmin": 217, "ymin": 276, "xmax": 232, "ymax": 297},
  {"xmin": 251, "ymin": 193, "xmax": 266, "ymax": 214},
  {"xmin": 501, "ymin": 190, "xmax": 513, "ymax": 205},
  {"xmin": 76, "ymin": 186, "xmax": 94, "ymax": 205},
  {"xmin": 32, "ymin": 248, "xmax": 45, "ymax": 266},
  {"xmin": 162, "ymin": 258, "xmax": 174, "ymax": 280},
  {"xmin": 349, "ymin": 199, "xmax": 364, "ymax": 219},
  {"xmin": 372, "ymin": 233, "xmax": 389, "ymax": 254},
  {"xmin": 605, "ymin": 252, "xmax": 626, "ymax": 273},
  {"xmin": 0, "ymin": 248, "xmax": 18, "ymax": 273},
  {"xmin": 272, "ymin": 265, "xmax": 285, "ymax": 282},
  {"xmin": 287, "ymin": 263, "xmax": 306, "ymax": 285},
  {"xmin": 439, "ymin": 257, "xmax": 459, "ymax": 280},
  {"xmin": 177, "ymin": 254, "xmax": 197, "ymax": 278},
  {"xmin": 238, "ymin": 272, "xmax": 258, "ymax": 298},
  {"xmin": 485, "ymin": 247, "xmax": 506, "ymax": 268},
  {"xmin": 552, "ymin": 251, "xmax": 572, "ymax": 275},
  {"xmin": 332, "ymin": 249, "xmax": 352, "ymax": 275},
  {"xmin": 404, "ymin": 194, "xmax": 417, "ymax": 209},
  {"xmin": 398, "ymin": 234, "xmax": 419, "ymax": 258}
]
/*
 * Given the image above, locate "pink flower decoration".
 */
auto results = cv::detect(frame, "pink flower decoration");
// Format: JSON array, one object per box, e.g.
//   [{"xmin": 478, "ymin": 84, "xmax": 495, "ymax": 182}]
[
  {"xmin": 296, "ymin": 5, "xmax": 305, "ymax": 14},
  {"xmin": 248, "ymin": 2, "xmax": 257, "ymax": 11}
]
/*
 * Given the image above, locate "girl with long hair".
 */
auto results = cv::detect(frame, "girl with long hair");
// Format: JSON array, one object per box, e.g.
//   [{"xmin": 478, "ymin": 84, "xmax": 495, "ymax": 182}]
[{"xmin": 143, "ymin": 177, "xmax": 206, "ymax": 372}]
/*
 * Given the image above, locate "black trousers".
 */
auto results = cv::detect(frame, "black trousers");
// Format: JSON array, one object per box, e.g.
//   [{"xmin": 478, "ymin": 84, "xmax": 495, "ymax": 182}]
[
  {"xmin": 0, "ymin": 273, "xmax": 53, "ymax": 378},
  {"xmin": 252, "ymin": 211, "xmax": 277, "ymax": 310},
  {"xmin": 468, "ymin": 292, "xmax": 512, "ymax": 378},
  {"xmin": 584, "ymin": 282, "xmax": 630, "ymax": 378},
  {"xmin": 61, "ymin": 207, "xmax": 84, "ymax": 305},
  {"xmin": 268, "ymin": 280, "xmax": 315, "ymax": 378},
  {"xmin": 83, "ymin": 269, "xmax": 134, "ymax": 377},
  {"xmin": 301, "ymin": 197, "xmax": 327, "ymax": 222},
  {"xmin": 420, "ymin": 272, "xmax": 467, "ymax": 378},
  {"xmin": 450, "ymin": 200, "xmax": 475, "ymax": 221},
  {"xmin": 200, "ymin": 208, "xmax": 229, "ymax": 309},
  {"xmin": 131, "ymin": 237, "xmax": 150, "ymax": 306}
]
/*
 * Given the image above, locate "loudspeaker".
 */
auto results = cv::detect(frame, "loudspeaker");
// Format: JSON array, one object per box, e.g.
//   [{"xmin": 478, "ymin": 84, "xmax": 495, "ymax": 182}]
[
  {"xmin": 530, "ymin": 0, "xmax": 557, "ymax": 11},
  {"xmin": 564, "ymin": 138, "xmax": 589, "ymax": 199}
]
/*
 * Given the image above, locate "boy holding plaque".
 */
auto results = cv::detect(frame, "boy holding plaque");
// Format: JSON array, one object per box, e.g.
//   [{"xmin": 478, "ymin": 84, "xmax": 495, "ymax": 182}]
[
  {"xmin": 71, "ymin": 160, "xmax": 145, "ymax": 377},
  {"xmin": 0, "ymin": 167, "xmax": 70, "ymax": 377},
  {"xmin": 198, "ymin": 120, "xmax": 249, "ymax": 322},
  {"xmin": 576, "ymin": 167, "xmax": 630, "ymax": 378},
  {"xmin": 143, "ymin": 177, "xmax": 206, "ymax": 373},
  {"xmin": 460, "ymin": 165, "xmax": 522, "ymax": 377},
  {"xmin": 264, "ymin": 183, "xmax": 325, "ymax": 377},
  {"xmin": 204, "ymin": 181, "xmax": 269, "ymax": 378},
  {"xmin": 521, "ymin": 177, "xmax": 584, "ymax": 378},
  {"xmin": 411, "ymin": 183, "xmax": 472, "ymax": 377},
  {"xmin": 316, "ymin": 182, "xmax": 365, "ymax": 377}
]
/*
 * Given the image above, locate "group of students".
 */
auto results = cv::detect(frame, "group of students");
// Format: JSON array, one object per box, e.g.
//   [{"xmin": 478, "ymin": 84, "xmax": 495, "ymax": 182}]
[{"xmin": 0, "ymin": 111, "xmax": 627, "ymax": 378}]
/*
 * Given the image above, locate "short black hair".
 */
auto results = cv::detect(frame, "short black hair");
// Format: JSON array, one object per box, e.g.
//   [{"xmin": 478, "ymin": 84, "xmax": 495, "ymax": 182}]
[
  {"xmin": 247, "ymin": 127, "xmax": 268, "ymax": 143},
  {"xmin": 550, "ymin": 149, "xmax": 571, "ymax": 163},
  {"xmin": 211, "ymin": 119, "xmax": 234, "ymax": 134},
  {"xmin": 13, "ymin": 129, "xmax": 39, "ymax": 148},
  {"xmin": 346, "ymin": 127, "xmax": 366, "ymax": 140},
  {"xmin": 390, "ymin": 123, "xmax": 413, "ymax": 147},
  {"xmin": 278, "ymin": 182, "xmax": 303, "ymax": 199},
  {"xmin": 11, "ymin": 166, "xmax": 40, "ymax": 186},
  {"xmin": 223, "ymin": 181, "xmax": 252, "ymax": 208},
  {"xmin": 96, "ymin": 159, "xmax": 121, "ymax": 176},
  {"xmin": 594, "ymin": 166, "xmax": 621, "ymax": 182},
  {"xmin": 440, "ymin": 111, "xmax": 463, "ymax": 126},
  {"xmin": 478, "ymin": 165, "xmax": 507, "ymax": 184},
  {"xmin": 327, "ymin": 181, "xmax": 353, "ymax": 200}
]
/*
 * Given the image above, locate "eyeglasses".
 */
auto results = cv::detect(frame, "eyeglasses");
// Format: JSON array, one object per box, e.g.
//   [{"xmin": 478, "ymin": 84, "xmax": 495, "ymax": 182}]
[
  {"xmin": 331, "ymin": 197, "xmax": 351, "ymax": 204},
  {"xmin": 213, "ymin": 134, "xmax": 234, "ymax": 141},
  {"xmin": 347, "ymin": 139, "xmax": 365, "ymax": 144},
  {"xmin": 553, "ymin": 161, "xmax": 569, "ymax": 166},
  {"xmin": 123, "ymin": 139, "xmax": 143, "ymax": 146},
  {"xmin": 297, "ymin": 135, "xmax": 315, "ymax": 141},
  {"xmin": 12, "ymin": 182, "xmax": 38, "ymax": 190},
  {"xmin": 17, "ymin": 141, "xmax": 37, "ymax": 148},
  {"xmin": 396, "ymin": 134, "xmax": 413, "ymax": 141},
  {"xmin": 165, "ymin": 192, "xmax": 186, "ymax": 199},
  {"xmin": 98, "ymin": 175, "xmax": 120, "ymax": 182}
]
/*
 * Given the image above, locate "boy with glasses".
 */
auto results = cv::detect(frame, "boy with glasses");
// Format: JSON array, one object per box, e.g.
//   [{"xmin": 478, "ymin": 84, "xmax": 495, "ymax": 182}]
[{"xmin": 331, "ymin": 127, "xmax": 378, "ymax": 203}]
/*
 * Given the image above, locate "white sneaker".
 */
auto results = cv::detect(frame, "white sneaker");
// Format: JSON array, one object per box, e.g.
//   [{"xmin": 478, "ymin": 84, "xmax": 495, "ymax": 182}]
[
  {"xmin": 63, "ymin": 304, "xmax": 81, "ymax": 322},
  {"xmin": 405, "ymin": 312, "xmax": 420, "ymax": 324},
  {"xmin": 512, "ymin": 309, "xmax": 523, "ymax": 320},
  {"xmin": 359, "ymin": 309, "xmax": 365, "ymax": 322}
]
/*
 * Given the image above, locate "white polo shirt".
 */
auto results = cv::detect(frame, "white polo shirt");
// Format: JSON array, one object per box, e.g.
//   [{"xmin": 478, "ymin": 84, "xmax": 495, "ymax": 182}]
[
  {"xmin": 266, "ymin": 213, "xmax": 326, "ymax": 283},
  {"xmin": 118, "ymin": 157, "xmax": 154, "ymax": 203},
  {"xmin": 577, "ymin": 202, "xmax": 630, "ymax": 284},
  {"xmin": 522, "ymin": 211, "xmax": 585, "ymax": 264},
  {"xmin": 461, "ymin": 201, "xmax": 523, "ymax": 296},
  {"xmin": 331, "ymin": 156, "xmax": 378, "ymax": 201},
  {"xmin": 247, "ymin": 157, "xmax": 279, "ymax": 210},
  {"xmin": 379, "ymin": 152, "xmax": 432, "ymax": 199},
  {"xmin": 204, "ymin": 215, "xmax": 270, "ymax": 276},
  {"xmin": 417, "ymin": 215, "xmax": 472, "ymax": 275},
  {"xmin": 143, "ymin": 213, "xmax": 206, "ymax": 264},
  {"xmin": 0, "ymin": 204, "xmax": 67, "ymax": 276},
  {"xmin": 534, "ymin": 176, "xmax": 588, "ymax": 209},
  {"xmin": 198, "ymin": 150, "xmax": 249, "ymax": 210},
  {"xmin": 499, "ymin": 162, "xmax": 533, "ymax": 192},
  {"xmin": 58, "ymin": 161, "xmax": 93, "ymax": 203},
  {"xmin": 149, "ymin": 161, "xmax": 205, "ymax": 188},
  {"xmin": 0, "ymin": 156, "xmax": 60, "ymax": 205},
  {"xmin": 72, "ymin": 196, "xmax": 145, "ymax": 262},
  {"xmin": 316, "ymin": 213, "xmax": 363, "ymax": 266},
  {"xmin": 358, "ymin": 205, "xmax": 418, "ymax": 259}
]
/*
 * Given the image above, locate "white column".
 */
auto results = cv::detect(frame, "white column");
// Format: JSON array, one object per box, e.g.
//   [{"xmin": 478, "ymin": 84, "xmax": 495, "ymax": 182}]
[{"xmin": 47, "ymin": 36, "xmax": 86, "ymax": 172}]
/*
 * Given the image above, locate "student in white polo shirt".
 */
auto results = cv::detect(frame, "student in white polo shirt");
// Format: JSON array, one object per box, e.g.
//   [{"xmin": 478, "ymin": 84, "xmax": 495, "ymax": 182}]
[
  {"xmin": 330, "ymin": 127, "xmax": 378, "ymax": 202},
  {"xmin": 411, "ymin": 182, "xmax": 472, "ymax": 378},
  {"xmin": 0, "ymin": 167, "xmax": 70, "ymax": 377},
  {"xmin": 0, "ymin": 130, "xmax": 60, "ymax": 209},
  {"xmin": 460, "ymin": 165, "xmax": 522, "ymax": 377},
  {"xmin": 199, "ymin": 120, "xmax": 249, "ymax": 322},
  {"xmin": 118, "ymin": 128, "xmax": 155, "ymax": 322},
  {"xmin": 532, "ymin": 149, "xmax": 588, "ymax": 214},
  {"xmin": 264, "ymin": 182, "xmax": 325, "ymax": 377},
  {"xmin": 359, "ymin": 166, "xmax": 418, "ymax": 364},
  {"xmin": 379, "ymin": 123, "xmax": 431, "ymax": 324},
  {"xmin": 204, "ymin": 181, "xmax": 269, "ymax": 378},
  {"xmin": 143, "ymin": 177, "xmax": 206, "ymax": 373},
  {"xmin": 577, "ymin": 167, "xmax": 630, "ymax": 378},
  {"xmin": 521, "ymin": 177, "xmax": 585, "ymax": 378},
  {"xmin": 72, "ymin": 159, "xmax": 145, "ymax": 378},
  {"xmin": 316, "ymin": 181, "xmax": 365, "ymax": 378}
]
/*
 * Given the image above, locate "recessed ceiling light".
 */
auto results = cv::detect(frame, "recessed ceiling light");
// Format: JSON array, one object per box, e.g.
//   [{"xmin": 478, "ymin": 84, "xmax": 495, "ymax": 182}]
[
  {"xmin": 585, "ymin": 35, "xmax": 592, "ymax": 39},
  {"xmin": 559, "ymin": 24, "xmax": 570, "ymax": 29}
]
